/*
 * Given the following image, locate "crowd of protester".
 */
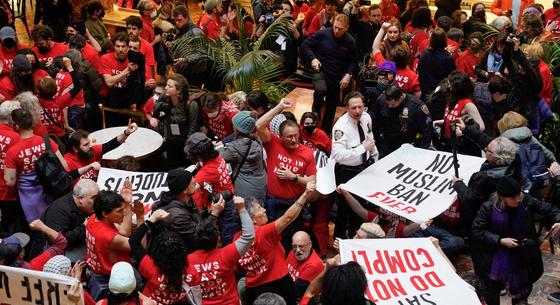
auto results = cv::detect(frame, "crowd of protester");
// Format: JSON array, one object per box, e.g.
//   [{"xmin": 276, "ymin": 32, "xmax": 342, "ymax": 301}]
[{"xmin": 2, "ymin": 0, "xmax": 560, "ymax": 304}]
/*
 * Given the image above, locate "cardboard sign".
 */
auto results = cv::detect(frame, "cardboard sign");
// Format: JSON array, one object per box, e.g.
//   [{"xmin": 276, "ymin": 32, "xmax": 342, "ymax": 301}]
[
  {"xmin": 97, "ymin": 167, "xmax": 168, "ymax": 205},
  {"xmin": 340, "ymin": 144, "xmax": 485, "ymax": 223},
  {"xmin": 340, "ymin": 238, "xmax": 481, "ymax": 305},
  {"xmin": 0, "ymin": 265, "xmax": 82, "ymax": 305}
]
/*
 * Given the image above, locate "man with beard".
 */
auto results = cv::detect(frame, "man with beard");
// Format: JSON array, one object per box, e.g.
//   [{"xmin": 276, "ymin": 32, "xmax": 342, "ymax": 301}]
[
  {"xmin": 0, "ymin": 54, "xmax": 36, "ymax": 102},
  {"xmin": 63, "ymin": 121, "xmax": 138, "ymax": 183},
  {"xmin": 31, "ymin": 25, "xmax": 69, "ymax": 67},
  {"xmin": 286, "ymin": 231, "xmax": 324, "ymax": 300}
]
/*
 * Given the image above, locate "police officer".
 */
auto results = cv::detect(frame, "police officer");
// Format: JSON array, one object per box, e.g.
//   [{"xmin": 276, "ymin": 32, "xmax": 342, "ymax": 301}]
[
  {"xmin": 331, "ymin": 91, "xmax": 378, "ymax": 239},
  {"xmin": 370, "ymin": 86, "xmax": 432, "ymax": 157}
]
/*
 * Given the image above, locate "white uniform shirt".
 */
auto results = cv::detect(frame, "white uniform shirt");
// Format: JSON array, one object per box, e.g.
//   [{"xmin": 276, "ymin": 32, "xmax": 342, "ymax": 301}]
[{"xmin": 331, "ymin": 112, "xmax": 379, "ymax": 166}]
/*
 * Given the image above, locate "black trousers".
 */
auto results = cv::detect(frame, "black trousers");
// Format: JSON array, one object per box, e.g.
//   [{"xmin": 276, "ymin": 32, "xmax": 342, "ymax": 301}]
[
  {"xmin": 246, "ymin": 274, "xmax": 296, "ymax": 305},
  {"xmin": 479, "ymin": 275, "xmax": 532, "ymax": 305},
  {"xmin": 334, "ymin": 164, "xmax": 367, "ymax": 239},
  {"xmin": 313, "ymin": 78, "xmax": 341, "ymax": 135}
]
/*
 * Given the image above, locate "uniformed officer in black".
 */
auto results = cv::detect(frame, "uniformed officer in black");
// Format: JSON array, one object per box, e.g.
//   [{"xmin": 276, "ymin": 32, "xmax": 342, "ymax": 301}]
[{"xmin": 369, "ymin": 86, "xmax": 432, "ymax": 157}]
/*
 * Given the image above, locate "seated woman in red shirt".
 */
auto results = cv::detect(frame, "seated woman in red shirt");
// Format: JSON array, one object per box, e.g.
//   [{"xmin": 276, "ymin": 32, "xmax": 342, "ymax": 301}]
[
  {"xmin": 299, "ymin": 112, "xmax": 331, "ymax": 155},
  {"xmin": 238, "ymin": 182, "xmax": 315, "ymax": 305},
  {"xmin": 129, "ymin": 209, "xmax": 201, "ymax": 305},
  {"xmin": 85, "ymin": 180, "xmax": 145, "ymax": 300},
  {"xmin": 36, "ymin": 56, "xmax": 82, "ymax": 139}
]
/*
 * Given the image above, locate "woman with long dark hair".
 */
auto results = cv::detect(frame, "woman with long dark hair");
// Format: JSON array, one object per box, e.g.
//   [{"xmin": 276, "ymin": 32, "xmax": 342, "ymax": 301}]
[
  {"xmin": 129, "ymin": 210, "xmax": 200, "ymax": 305},
  {"xmin": 153, "ymin": 73, "xmax": 200, "ymax": 169}
]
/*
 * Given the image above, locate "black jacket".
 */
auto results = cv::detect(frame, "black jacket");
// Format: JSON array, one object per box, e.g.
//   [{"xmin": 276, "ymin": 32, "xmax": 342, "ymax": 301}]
[
  {"xmin": 471, "ymin": 195, "xmax": 560, "ymax": 280},
  {"xmin": 417, "ymin": 48, "xmax": 456, "ymax": 96},
  {"xmin": 155, "ymin": 191, "xmax": 217, "ymax": 253},
  {"xmin": 42, "ymin": 193, "xmax": 88, "ymax": 247}
]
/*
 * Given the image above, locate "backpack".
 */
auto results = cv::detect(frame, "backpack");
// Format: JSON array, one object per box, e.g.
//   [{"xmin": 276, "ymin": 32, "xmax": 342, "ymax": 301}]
[
  {"xmin": 35, "ymin": 135, "xmax": 72, "ymax": 199},
  {"xmin": 518, "ymin": 142, "xmax": 550, "ymax": 191}
]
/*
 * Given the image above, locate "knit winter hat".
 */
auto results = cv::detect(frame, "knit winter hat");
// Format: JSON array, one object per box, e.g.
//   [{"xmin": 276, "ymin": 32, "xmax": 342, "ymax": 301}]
[
  {"xmin": 379, "ymin": 61, "xmax": 397, "ymax": 75},
  {"xmin": 12, "ymin": 54, "xmax": 31, "ymax": 71},
  {"xmin": 204, "ymin": 0, "xmax": 222, "ymax": 12},
  {"xmin": 166, "ymin": 167, "xmax": 193, "ymax": 195},
  {"xmin": 109, "ymin": 262, "xmax": 136, "ymax": 295},
  {"xmin": 43, "ymin": 255, "xmax": 71, "ymax": 275},
  {"xmin": 359, "ymin": 222, "xmax": 386, "ymax": 238},
  {"xmin": 232, "ymin": 111, "xmax": 256, "ymax": 134},
  {"xmin": 496, "ymin": 176, "xmax": 521, "ymax": 197}
]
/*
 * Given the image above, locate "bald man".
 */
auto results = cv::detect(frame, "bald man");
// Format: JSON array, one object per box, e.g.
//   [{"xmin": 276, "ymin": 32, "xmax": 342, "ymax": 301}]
[{"xmin": 286, "ymin": 231, "xmax": 324, "ymax": 299}]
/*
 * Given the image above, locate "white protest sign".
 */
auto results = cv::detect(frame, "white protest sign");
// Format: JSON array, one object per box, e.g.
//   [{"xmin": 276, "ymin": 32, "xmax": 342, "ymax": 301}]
[
  {"xmin": 314, "ymin": 150, "xmax": 336, "ymax": 195},
  {"xmin": 340, "ymin": 144, "xmax": 485, "ymax": 223},
  {"xmin": 340, "ymin": 238, "xmax": 481, "ymax": 305},
  {"xmin": 97, "ymin": 167, "xmax": 168, "ymax": 214},
  {"xmin": 0, "ymin": 265, "xmax": 82, "ymax": 305}
]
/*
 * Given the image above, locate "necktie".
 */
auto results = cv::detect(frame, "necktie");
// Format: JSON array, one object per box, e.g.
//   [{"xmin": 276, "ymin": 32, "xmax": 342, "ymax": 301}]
[{"xmin": 357, "ymin": 121, "xmax": 367, "ymax": 164}]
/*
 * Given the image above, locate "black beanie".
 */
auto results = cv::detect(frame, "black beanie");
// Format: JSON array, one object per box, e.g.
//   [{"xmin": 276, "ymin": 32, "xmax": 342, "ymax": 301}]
[
  {"xmin": 166, "ymin": 168, "xmax": 193, "ymax": 195},
  {"xmin": 496, "ymin": 176, "xmax": 521, "ymax": 197}
]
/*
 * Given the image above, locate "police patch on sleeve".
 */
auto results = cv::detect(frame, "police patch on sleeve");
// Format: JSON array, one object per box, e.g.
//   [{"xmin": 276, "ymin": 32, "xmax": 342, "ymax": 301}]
[
  {"xmin": 334, "ymin": 130, "xmax": 344, "ymax": 141},
  {"xmin": 421, "ymin": 104, "xmax": 430, "ymax": 115},
  {"xmin": 367, "ymin": 123, "xmax": 372, "ymax": 133}
]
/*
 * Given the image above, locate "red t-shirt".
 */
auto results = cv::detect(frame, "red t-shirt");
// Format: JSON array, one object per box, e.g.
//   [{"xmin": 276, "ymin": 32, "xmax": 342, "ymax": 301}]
[
  {"xmin": 187, "ymin": 243, "xmax": 241, "ymax": 305},
  {"xmin": 38, "ymin": 94, "xmax": 72, "ymax": 137},
  {"xmin": 4, "ymin": 135, "xmax": 58, "ymax": 174},
  {"xmin": 366, "ymin": 210, "xmax": 406, "ymax": 237},
  {"xmin": 33, "ymin": 122, "xmax": 48, "ymax": 136},
  {"xmin": 32, "ymin": 42, "xmax": 69, "ymax": 66},
  {"xmin": 300, "ymin": 127, "xmax": 331, "ymax": 154},
  {"xmin": 139, "ymin": 255, "xmax": 200, "ymax": 305},
  {"xmin": 141, "ymin": 16, "xmax": 156, "ymax": 43},
  {"xmin": 0, "ymin": 45, "xmax": 25, "ymax": 75},
  {"xmin": 142, "ymin": 97, "xmax": 155, "ymax": 119},
  {"xmin": 55, "ymin": 70, "xmax": 85, "ymax": 108},
  {"xmin": 64, "ymin": 144, "xmax": 103, "ymax": 182},
  {"xmin": 202, "ymin": 101, "xmax": 239, "ymax": 140},
  {"xmin": 409, "ymin": 28, "xmax": 429, "ymax": 59},
  {"xmin": 139, "ymin": 37, "xmax": 155, "ymax": 79},
  {"xmin": 0, "ymin": 124, "xmax": 20, "ymax": 201},
  {"xmin": 456, "ymin": 49, "xmax": 483, "ymax": 79},
  {"xmin": 286, "ymin": 249, "xmax": 324, "ymax": 282},
  {"xmin": 200, "ymin": 15, "xmax": 222, "ymax": 39},
  {"xmin": 293, "ymin": 3, "xmax": 309, "ymax": 18},
  {"xmin": 82, "ymin": 42, "xmax": 101, "ymax": 72},
  {"xmin": 538, "ymin": 60, "xmax": 553, "ymax": 106},
  {"xmin": 303, "ymin": 5, "xmax": 323, "ymax": 34},
  {"xmin": 194, "ymin": 156, "xmax": 234, "ymax": 209},
  {"xmin": 98, "ymin": 53, "xmax": 130, "ymax": 97},
  {"xmin": 545, "ymin": 8, "xmax": 560, "ymax": 37},
  {"xmin": 0, "ymin": 76, "xmax": 15, "ymax": 100},
  {"xmin": 380, "ymin": 3, "xmax": 400, "ymax": 22},
  {"xmin": 85, "ymin": 214, "xmax": 131, "ymax": 275},
  {"xmin": 264, "ymin": 134, "xmax": 316, "ymax": 200},
  {"xmin": 237, "ymin": 222, "xmax": 288, "ymax": 287},
  {"xmin": 444, "ymin": 98, "xmax": 473, "ymax": 139}
]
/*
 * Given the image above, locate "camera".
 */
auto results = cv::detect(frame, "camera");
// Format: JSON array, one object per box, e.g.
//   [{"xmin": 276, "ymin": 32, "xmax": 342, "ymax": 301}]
[
  {"xmin": 209, "ymin": 190, "xmax": 233, "ymax": 204},
  {"xmin": 162, "ymin": 32, "xmax": 176, "ymax": 44},
  {"xmin": 264, "ymin": 12, "xmax": 275, "ymax": 24}
]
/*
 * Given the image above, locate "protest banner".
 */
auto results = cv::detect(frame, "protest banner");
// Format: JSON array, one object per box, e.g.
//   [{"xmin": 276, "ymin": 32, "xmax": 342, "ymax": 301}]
[
  {"xmin": 0, "ymin": 265, "xmax": 82, "ymax": 305},
  {"xmin": 340, "ymin": 238, "xmax": 481, "ymax": 305},
  {"xmin": 97, "ymin": 167, "xmax": 169, "ymax": 214},
  {"xmin": 314, "ymin": 150, "xmax": 336, "ymax": 195},
  {"xmin": 340, "ymin": 144, "xmax": 485, "ymax": 223}
]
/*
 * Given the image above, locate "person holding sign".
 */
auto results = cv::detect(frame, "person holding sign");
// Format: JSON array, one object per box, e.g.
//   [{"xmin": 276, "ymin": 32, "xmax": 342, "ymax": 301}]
[
  {"xmin": 331, "ymin": 92, "xmax": 378, "ymax": 239},
  {"xmin": 471, "ymin": 176, "xmax": 560, "ymax": 305},
  {"xmin": 64, "ymin": 120, "xmax": 138, "ymax": 183}
]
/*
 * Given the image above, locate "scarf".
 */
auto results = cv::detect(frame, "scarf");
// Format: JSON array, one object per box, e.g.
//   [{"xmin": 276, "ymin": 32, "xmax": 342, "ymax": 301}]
[
  {"xmin": 372, "ymin": 214, "xmax": 400, "ymax": 238},
  {"xmin": 382, "ymin": 39, "xmax": 402, "ymax": 60},
  {"xmin": 487, "ymin": 51, "xmax": 504, "ymax": 73},
  {"xmin": 489, "ymin": 200, "xmax": 531, "ymax": 297}
]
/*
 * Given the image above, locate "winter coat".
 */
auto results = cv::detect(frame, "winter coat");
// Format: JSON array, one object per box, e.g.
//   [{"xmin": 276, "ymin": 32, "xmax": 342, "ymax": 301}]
[{"xmin": 501, "ymin": 126, "xmax": 556, "ymax": 163}]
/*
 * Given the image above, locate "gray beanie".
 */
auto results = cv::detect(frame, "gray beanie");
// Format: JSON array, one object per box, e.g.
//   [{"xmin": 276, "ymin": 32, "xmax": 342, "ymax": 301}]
[{"xmin": 232, "ymin": 111, "xmax": 256, "ymax": 134}]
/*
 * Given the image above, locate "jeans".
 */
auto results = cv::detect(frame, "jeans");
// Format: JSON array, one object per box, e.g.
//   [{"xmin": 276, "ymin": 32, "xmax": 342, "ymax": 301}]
[
  {"xmin": 219, "ymin": 198, "xmax": 240, "ymax": 246},
  {"xmin": 411, "ymin": 225, "xmax": 465, "ymax": 256}
]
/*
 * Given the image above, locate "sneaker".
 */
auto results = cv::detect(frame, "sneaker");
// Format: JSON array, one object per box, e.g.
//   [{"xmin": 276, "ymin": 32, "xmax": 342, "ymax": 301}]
[{"xmin": 548, "ymin": 292, "xmax": 560, "ymax": 303}]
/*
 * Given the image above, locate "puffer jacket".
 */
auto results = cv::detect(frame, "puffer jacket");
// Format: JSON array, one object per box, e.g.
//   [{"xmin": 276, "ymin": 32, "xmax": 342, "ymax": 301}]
[{"xmin": 501, "ymin": 126, "xmax": 556, "ymax": 163}]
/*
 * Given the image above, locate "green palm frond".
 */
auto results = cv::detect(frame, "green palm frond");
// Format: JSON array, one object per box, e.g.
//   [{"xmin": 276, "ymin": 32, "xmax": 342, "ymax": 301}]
[
  {"xmin": 224, "ymin": 50, "xmax": 285, "ymax": 92},
  {"xmin": 470, "ymin": 21, "xmax": 499, "ymax": 44},
  {"xmin": 548, "ymin": 39, "xmax": 560, "ymax": 68},
  {"xmin": 253, "ymin": 14, "xmax": 294, "ymax": 50}
]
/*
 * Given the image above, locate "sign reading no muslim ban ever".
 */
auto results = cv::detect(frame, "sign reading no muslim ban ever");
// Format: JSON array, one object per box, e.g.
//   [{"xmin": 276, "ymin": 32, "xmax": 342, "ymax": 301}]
[
  {"xmin": 97, "ymin": 167, "xmax": 169, "ymax": 214},
  {"xmin": 0, "ymin": 265, "xmax": 83, "ymax": 305},
  {"xmin": 340, "ymin": 144, "xmax": 485, "ymax": 223},
  {"xmin": 340, "ymin": 238, "xmax": 481, "ymax": 305}
]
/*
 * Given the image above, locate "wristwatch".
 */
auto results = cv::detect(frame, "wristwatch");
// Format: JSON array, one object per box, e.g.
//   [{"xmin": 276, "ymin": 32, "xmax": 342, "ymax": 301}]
[{"xmin": 292, "ymin": 174, "xmax": 298, "ymax": 181}]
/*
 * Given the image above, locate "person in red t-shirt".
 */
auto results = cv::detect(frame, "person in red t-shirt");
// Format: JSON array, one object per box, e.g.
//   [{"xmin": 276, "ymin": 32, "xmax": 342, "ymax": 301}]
[
  {"xmin": 4, "ymin": 109, "xmax": 68, "ymax": 223},
  {"xmin": 302, "ymin": 0, "xmax": 324, "ymax": 36},
  {"xmin": 545, "ymin": 5, "xmax": 560, "ymax": 37},
  {"xmin": 36, "ymin": 57, "xmax": 82, "ymax": 138},
  {"xmin": 0, "ymin": 54, "xmax": 36, "ymax": 103},
  {"xmin": 306, "ymin": 0, "xmax": 337, "ymax": 37},
  {"xmin": 137, "ymin": 0, "xmax": 158, "ymax": 43},
  {"xmin": 85, "ymin": 180, "xmax": 144, "ymax": 300},
  {"xmin": 0, "ymin": 101, "xmax": 21, "ymax": 234},
  {"xmin": 238, "ymin": 182, "xmax": 314, "ymax": 305},
  {"xmin": 188, "ymin": 196, "xmax": 255, "ymax": 305},
  {"xmin": 64, "ymin": 122, "xmax": 138, "ymax": 183},
  {"xmin": 286, "ymin": 231, "xmax": 324, "ymax": 299},
  {"xmin": 293, "ymin": 0, "xmax": 310, "ymax": 20},
  {"xmin": 126, "ymin": 16, "xmax": 156, "ymax": 85},
  {"xmin": 65, "ymin": 21, "xmax": 102, "ymax": 72},
  {"xmin": 201, "ymin": 92, "xmax": 240, "ymax": 140},
  {"xmin": 456, "ymin": 33, "xmax": 484, "ymax": 79},
  {"xmin": 31, "ymin": 25, "xmax": 69, "ymax": 66},
  {"xmin": 299, "ymin": 112, "xmax": 331, "ymax": 154},
  {"xmin": 129, "ymin": 209, "xmax": 202, "ymax": 305},
  {"xmin": 380, "ymin": 0, "xmax": 400, "ymax": 21},
  {"xmin": 0, "ymin": 26, "xmax": 25, "ymax": 77},
  {"xmin": 256, "ymin": 98, "xmax": 317, "ymax": 210},
  {"xmin": 185, "ymin": 132, "xmax": 238, "ymax": 245}
]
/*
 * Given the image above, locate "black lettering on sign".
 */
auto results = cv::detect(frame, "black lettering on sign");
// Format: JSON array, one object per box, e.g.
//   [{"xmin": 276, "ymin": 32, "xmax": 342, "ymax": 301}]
[
  {"xmin": 46, "ymin": 281, "xmax": 60, "ymax": 305},
  {"xmin": 33, "ymin": 279, "xmax": 44, "ymax": 305},
  {"xmin": 21, "ymin": 276, "xmax": 31, "ymax": 302},
  {"xmin": 0, "ymin": 271, "xmax": 10, "ymax": 298},
  {"xmin": 424, "ymin": 154, "xmax": 453, "ymax": 174}
]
